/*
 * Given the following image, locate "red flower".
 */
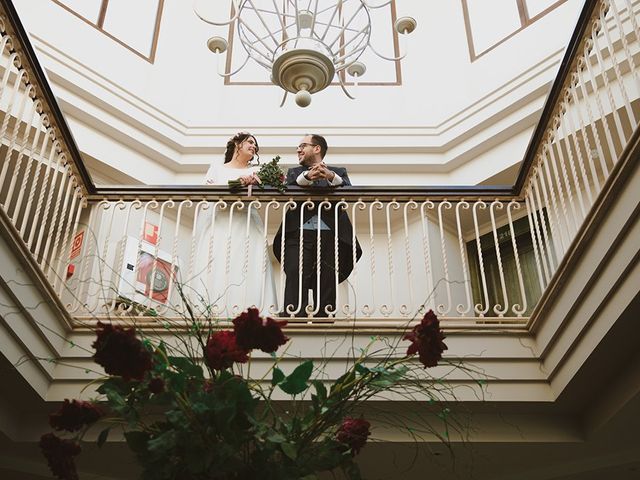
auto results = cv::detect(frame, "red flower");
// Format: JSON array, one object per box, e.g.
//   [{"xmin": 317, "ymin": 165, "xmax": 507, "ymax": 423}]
[
  {"xmin": 148, "ymin": 377, "xmax": 165, "ymax": 394},
  {"xmin": 336, "ymin": 417, "xmax": 371, "ymax": 455},
  {"xmin": 233, "ymin": 307, "xmax": 289, "ymax": 353},
  {"xmin": 39, "ymin": 433, "xmax": 81, "ymax": 480},
  {"xmin": 49, "ymin": 399, "xmax": 102, "ymax": 432},
  {"xmin": 404, "ymin": 310, "xmax": 447, "ymax": 368},
  {"xmin": 92, "ymin": 322, "xmax": 153, "ymax": 381},
  {"xmin": 205, "ymin": 330, "xmax": 249, "ymax": 370}
]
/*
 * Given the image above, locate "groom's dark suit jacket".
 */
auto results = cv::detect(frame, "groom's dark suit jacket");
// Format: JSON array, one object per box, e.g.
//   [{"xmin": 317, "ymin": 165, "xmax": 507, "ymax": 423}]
[{"xmin": 272, "ymin": 165, "xmax": 362, "ymax": 283}]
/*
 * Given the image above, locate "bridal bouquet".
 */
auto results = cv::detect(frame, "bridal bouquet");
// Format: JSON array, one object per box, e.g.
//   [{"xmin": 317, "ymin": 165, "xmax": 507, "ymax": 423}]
[
  {"xmin": 228, "ymin": 155, "xmax": 287, "ymax": 192},
  {"xmin": 40, "ymin": 308, "xmax": 449, "ymax": 480}
]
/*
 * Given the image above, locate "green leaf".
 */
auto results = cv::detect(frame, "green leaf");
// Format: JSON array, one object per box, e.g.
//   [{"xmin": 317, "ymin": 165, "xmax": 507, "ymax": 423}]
[
  {"xmin": 279, "ymin": 360, "xmax": 313, "ymax": 395},
  {"xmin": 166, "ymin": 409, "xmax": 186, "ymax": 427},
  {"xmin": 312, "ymin": 380, "xmax": 327, "ymax": 402},
  {"xmin": 169, "ymin": 357, "xmax": 203, "ymax": 378},
  {"xmin": 97, "ymin": 427, "xmax": 110, "ymax": 448},
  {"xmin": 281, "ymin": 442, "xmax": 298, "ymax": 460},
  {"xmin": 147, "ymin": 430, "xmax": 177, "ymax": 454},
  {"xmin": 354, "ymin": 363, "xmax": 370, "ymax": 375},
  {"xmin": 330, "ymin": 370, "xmax": 356, "ymax": 398},
  {"xmin": 124, "ymin": 431, "xmax": 149, "ymax": 455},
  {"xmin": 105, "ymin": 389, "xmax": 126, "ymax": 408},
  {"xmin": 96, "ymin": 377, "xmax": 130, "ymax": 396},
  {"xmin": 370, "ymin": 365, "xmax": 408, "ymax": 389},
  {"xmin": 308, "ymin": 380, "xmax": 328, "ymax": 417},
  {"xmin": 311, "ymin": 394, "xmax": 320, "ymax": 415},
  {"xmin": 266, "ymin": 432, "xmax": 287, "ymax": 443},
  {"xmin": 272, "ymin": 367, "xmax": 285, "ymax": 386}
]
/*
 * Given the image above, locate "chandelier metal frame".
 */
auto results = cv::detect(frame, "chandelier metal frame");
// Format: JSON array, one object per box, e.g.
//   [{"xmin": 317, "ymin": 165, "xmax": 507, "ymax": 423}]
[{"xmin": 195, "ymin": 0, "xmax": 416, "ymax": 107}]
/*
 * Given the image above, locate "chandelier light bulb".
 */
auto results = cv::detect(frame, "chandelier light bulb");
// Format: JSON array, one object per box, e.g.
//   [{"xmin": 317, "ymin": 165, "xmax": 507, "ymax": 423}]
[
  {"xmin": 207, "ymin": 36, "xmax": 228, "ymax": 54},
  {"xmin": 395, "ymin": 16, "xmax": 417, "ymax": 35},
  {"xmin": 347, "ymin": 62, "xmax": 367, "ymax": 78},
  {"xmin": 295, "ymin": 89, "xmax": 312, "ymax": 108}
]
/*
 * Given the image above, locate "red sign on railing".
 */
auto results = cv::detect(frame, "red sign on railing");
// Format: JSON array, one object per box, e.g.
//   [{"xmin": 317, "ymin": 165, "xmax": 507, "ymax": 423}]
[
  {"xmin": 69, "ymin": 230, "xmax": 84, "ymax": 260},
  {"xmin": 143, "ymin": 222, "xmax": 159, "ymax": 245}
]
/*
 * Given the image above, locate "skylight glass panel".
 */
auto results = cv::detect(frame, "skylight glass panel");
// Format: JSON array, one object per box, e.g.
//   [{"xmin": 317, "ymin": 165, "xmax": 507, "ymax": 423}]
[
  {"xmin": 467, "ymin": 0, "xmax": 521, "ymax": 54},
  {"xmin": 55, "ymin": 0, "xmax": 102, "ymax": 23},
  {"xmin": 526, "ymin": 0, "xmax": 563, "ymax": 18},
  {"xmin": 102, "ymin": 0, "xmax": 159, "ymax": 56}
]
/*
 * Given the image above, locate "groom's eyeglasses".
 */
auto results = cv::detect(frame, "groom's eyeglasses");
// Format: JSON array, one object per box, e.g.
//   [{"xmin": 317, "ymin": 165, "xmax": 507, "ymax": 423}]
[{"xmin": 297, "ymin": 143, "xmax": 318, "ymax": 150}]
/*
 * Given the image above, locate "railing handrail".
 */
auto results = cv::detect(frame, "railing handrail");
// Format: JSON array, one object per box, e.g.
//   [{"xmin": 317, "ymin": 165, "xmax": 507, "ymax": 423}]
[
  {"xmin": 87, "ymin": 184, "xmax": 517, "ymax": 201},
  {"xmin": 514, "ymin": 0, "xmax": 599, "ymax": 193},
  {"xmin": 0, "ymin": 0, "xmax": 604, "ymax": 200}
]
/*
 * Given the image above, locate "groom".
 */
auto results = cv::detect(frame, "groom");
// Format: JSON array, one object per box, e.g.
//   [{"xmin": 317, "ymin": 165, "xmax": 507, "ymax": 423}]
[{"xmin": 273, "ymin": 134, "xmax": 362, "ymax": 317}]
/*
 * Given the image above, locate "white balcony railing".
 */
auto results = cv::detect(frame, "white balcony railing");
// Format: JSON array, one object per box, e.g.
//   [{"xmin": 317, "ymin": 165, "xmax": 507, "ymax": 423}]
[
  {"xmin": 0, "ymin": 0, "xmax": 638, "ymax": 329},
  {"xmin": 61, "ymin": 195, "xmax": 536, "ymax": 326}
]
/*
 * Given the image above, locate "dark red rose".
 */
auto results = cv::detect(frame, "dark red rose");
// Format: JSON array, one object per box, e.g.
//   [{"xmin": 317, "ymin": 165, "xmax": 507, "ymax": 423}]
[
  {"xmin": 148, "ymin": 377, "xmax": 165, "ymax": 394},
  {"xmin": 92, "ymin": 322, "xmax": 153, "ymax": 381},
  {"xmin": 233, "ymin": 307, "xmax": 289, "ymax": 353},
  {"xmin": 336, "ymin": 417, "xmax": 371, "ymax": 455},
  {"xmin": 49, "ymin": 399, "xmax": 102, "ymax": 432},
  {"xmin": 205, "ymin": 330, "xmax": 249, "ymax": 370},
  {"xmin": 39, "ymin": 433, "xmax": 81, "ymax": 480},
  {"xmin": 404, "ymin": 309, "xmax": 447, "ymax": 368}
]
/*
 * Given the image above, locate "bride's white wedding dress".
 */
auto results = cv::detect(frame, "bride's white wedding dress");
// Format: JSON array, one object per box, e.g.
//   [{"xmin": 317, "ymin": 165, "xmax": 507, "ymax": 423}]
[{"xmin": 192, "ymin": 163, "xmax": 278, "ymax": 317}]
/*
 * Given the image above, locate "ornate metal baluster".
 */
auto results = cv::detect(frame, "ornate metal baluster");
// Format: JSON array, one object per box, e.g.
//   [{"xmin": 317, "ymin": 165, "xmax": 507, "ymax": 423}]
[
  {"xmin": 342, "ymin": 200, "xmax": 365, "ymax": 318},
  {"xmin": 380, "ymin": 200, "xmax": 399, "ymax": 317},
  {"xmin": 489, "ymin": 200, "xmax": 508, "ymax": 317},
  {"xmin": 4, "ymin": 85, "xmax": 37, "ymax": 213},
  {"xmin": 157, "ymin": 199, "xmax": 193, "ymax": 316},
  {"xmin": 264, "ymin": 200, "xmax": 281, "ymax": 316},
  {"xmin": 311, "ymin": 201, "xmax": 331, "ymax": 317},
  {"xmin": 362, "ymin": 200, "xmax": 382, "ymax": 317},
  {"xmin": 436, "ymin": 200, "xmax": 452, "ymax": 316},
  {"xmin": 455, "ymin": 200, "xmax": 472, "ymax": 316},
  {"xmin": 507, "ymin": 201, "xmax": 527, "ymax": 317},
  {"xmin": 0, "ymin": 72, "xmax": 29, "ymax": 200},
  {"xmin": 472, "ymin": 200, "xmax": 490, "ymax": 317},
  {"xmin": 11, "ymin": 100, "xmax": 44, "ymax": 226},
  {"xmin": 326, "ymin": 200, "xmax": 348, "ymax": 318},
  {"xmin": 524, "ymin": 194, "xmax": 547, "ymax": 289},
  {"xmin": 401, "ymin": 200, "xmax": 418, "ymax": 317},
  {"xmin": 420, "ymin": 200, "xmax": 435, "ymax": 312}
]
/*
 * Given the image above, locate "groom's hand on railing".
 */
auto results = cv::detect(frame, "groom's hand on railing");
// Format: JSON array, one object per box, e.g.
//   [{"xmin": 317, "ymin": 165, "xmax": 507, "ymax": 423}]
[
  {"xmin": 306, "ymin": 163, "xmax": 335, "ymax": 182},
  {"xmin": 304, "ymin": 165, "xmax": 324, "ymax": 181}
]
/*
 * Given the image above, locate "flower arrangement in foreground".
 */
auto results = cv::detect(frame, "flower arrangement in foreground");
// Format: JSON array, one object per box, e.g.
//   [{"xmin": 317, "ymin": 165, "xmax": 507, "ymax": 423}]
[
  {"xmin": 228, "ymin": 155, "xmax": 287, "ymax": 192},
  {"xmin": 40, "ymin": 308, "xmax": 448, "ymax": 480}
]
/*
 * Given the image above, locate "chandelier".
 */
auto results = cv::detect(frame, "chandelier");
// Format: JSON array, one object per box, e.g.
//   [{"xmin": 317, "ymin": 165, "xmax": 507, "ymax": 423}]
[{"xmin": 194, "ymin": 0, "xmax": 417, "ymax": 107}]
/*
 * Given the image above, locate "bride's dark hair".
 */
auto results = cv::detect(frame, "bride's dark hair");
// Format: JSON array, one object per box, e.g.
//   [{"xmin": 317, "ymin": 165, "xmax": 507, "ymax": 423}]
[{"xmin": 224, "ymin": 132, "xmax": 260, "ymax": 164}]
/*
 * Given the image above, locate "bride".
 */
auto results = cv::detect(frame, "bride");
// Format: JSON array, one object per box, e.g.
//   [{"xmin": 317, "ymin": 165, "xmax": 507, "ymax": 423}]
[{"xmin": 194, "ymin": 132, "xmax": 278, "ymax": 317}]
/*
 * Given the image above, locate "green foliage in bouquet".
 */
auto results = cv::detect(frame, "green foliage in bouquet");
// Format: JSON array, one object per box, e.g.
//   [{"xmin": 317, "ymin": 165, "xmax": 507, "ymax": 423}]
[
  {"xmin": 40, "ymin": 308, "xmax": 450, "ymax": 480},
  {"xmin": 228, "ymin": 155, "xmax": 286, "ymax": 192}
]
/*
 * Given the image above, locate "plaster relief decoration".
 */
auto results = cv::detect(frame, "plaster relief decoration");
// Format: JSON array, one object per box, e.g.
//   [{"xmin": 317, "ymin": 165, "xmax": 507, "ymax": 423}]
[{"xmin": 194, "ymin": 0, "xmax": 417, "ymax": 107}]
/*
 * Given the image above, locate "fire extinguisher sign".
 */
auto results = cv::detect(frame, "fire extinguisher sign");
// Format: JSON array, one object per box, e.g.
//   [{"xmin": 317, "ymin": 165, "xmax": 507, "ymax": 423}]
[{"xmin": 70, "ymin": 230, "xmax": 84, "ymax": 260}]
